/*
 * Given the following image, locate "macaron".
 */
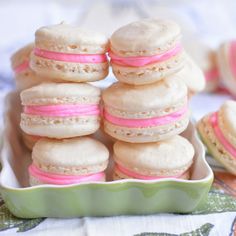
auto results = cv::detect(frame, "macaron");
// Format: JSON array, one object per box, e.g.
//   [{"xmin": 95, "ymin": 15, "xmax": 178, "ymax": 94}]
[
  {"xmin": 11, "ymin": 43, "xmax": 44, "ymax": 90},
  {"xmin": 29, "ymin": 137, "xmax": 109, "ymax": 185},
  {"xmin": 217, "ymin": 41, "xmax": 236, "ymax": 97},
  {"xmin": 20, "ymin": 82, "xmax": 101, "ymax": 138},
  {"xmin": 30, "ymin": 22, "xmax": 109, "ymax": 83},
  {"xmin": 113, "ymin": 135, "xmax": 194, "ymax": 180},
  {"xmin": 197, "ymin": 100, "xmax": 236, "ymax": 175},
  {"xmin": 109, "ymin": 18, "xmax": 186, "ymax": 85},
  {"xmin": 184, "ymin": 38, "xmax": 219, "ymax": 92},
  {"xmin": 102, "ymin": 77, "xmax": 189, "ymax": 143},
  {"xmin": 174, "ymin": 54, "xmax": 205, "ymax": 97},
  {"xmin": 22, "ymin": 132, "xmax": 41, "ymax": 150}
]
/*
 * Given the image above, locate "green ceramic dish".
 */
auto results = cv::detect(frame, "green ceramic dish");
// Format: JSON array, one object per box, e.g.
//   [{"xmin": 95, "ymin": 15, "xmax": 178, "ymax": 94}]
[{"xmin": 0, "ymin": 93, "xmax": 214, "ymax": 218}]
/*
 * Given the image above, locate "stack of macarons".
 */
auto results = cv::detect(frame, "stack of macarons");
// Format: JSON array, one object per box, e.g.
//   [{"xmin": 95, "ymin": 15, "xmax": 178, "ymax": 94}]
[
  {"xmin": 11, "ymin": 22, "xmax": 111, "ymax": 185},
  {"xmin": 10, "ymin": 19, "xmax": 198, "ymax": 185},
  {"xmin": 197, "ymin": 100, "xmax": 236, "ymax": 176},
  {"xmin": 102, "ymin": 19, "xmax": 195, "ymax": 180}
]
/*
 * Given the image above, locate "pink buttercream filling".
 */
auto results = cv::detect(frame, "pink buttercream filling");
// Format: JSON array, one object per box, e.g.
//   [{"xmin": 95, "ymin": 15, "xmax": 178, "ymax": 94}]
[
  {"xmin": 29, "ymin": 164, "xmax": 105, "ymax": 185},
  {"xmin": 204, "ymin": 67, "xmax": 219, "ymax": 81},
  {"xmin": 13, "ymin": 60, "xmax": 29, "ymax": 74},
  {"xmin": 24, "ymin": 104, "xmax": 100, "ymax": 117},
  {"xmin": 229, "ymin": 41, "xmax": 236, "ymax": 77},
  {"xmin": 210, "ymin": 112, "xmax": 236, "ymax": 159},
  {"xmin": 109, "ymin": 43, "xmax": 182, "ymax": 67},
  {"xmin": 116, "ymin": 164, "xmax": 183, "ymax": 180},
  {"xmin": 104, "ymin": 105, "xmax": 188, "ymax": 128},
  {"xmin": 34, "ymin": 48, "xmax": 108, "ymax": 63}
]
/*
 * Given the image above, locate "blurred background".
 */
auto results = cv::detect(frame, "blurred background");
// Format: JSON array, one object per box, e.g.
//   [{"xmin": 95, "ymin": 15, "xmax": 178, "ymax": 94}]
[{"xmin": 1, "ymin": 0, "xmax": 236, "ymax": 121}]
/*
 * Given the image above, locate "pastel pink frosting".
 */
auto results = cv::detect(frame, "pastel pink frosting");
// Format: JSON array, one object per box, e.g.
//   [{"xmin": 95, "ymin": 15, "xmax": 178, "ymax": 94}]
[
  {"xmin": 210, "ymin": 112, "xmax": 236, "ymax": 159},
  {"xmin": 109, "ymin": 43, "xmax": 182, "ymax": 67},
  {"xmin": 204, "ymin": 67, "xmax": 219, "ymax": 81},
  {"xmin": 229, "ymin": 41, "xmax": 236, "ymax": 77},
  {"xmin": 29, "ymin": 164, "xmax": 105, "ymax": 185},
  {"xmin": 116, "ymin": 164, "xmax": 184, "ymax": 180},
  {"xmin": 34, "ymin": 48, "xmax": 108, "ymax": 63},
  {"xmin": 24, "ymin": 104, "xmax": 100, "ymax": 117},
  {"xmin": 14, "ymin": 61, "xmax": 29, "ymax": 74},
  {"xmin": 104, "ymin": 105, "xmax": 188, "ymax": 128}
]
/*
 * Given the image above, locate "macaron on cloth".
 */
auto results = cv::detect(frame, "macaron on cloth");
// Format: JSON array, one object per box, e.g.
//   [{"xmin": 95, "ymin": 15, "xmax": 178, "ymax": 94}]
[
  {"xmin": 29, "ymin": 137, "xmax": 109, "ymax": 185},
  {"xmin": 102, "ymin": 77, "xmax": 189, "ymax": 143},
  {"xmin": 113, "ymin": 135, "xmax": 194, "ymax": 180},
  {"xmin": 30, "ymin": 22, "xmax": 109, "ymax": 82},
  {"xmin": 197, "ymin": 100, "xmax": 236, "ymax": 175},
  {"xmin": 217, "ymin": 41, "xmax": 236, "ymax": 96},
  {"xmin": 11, "ymin": 43, "xmax": 43, "ymax": 90},
  {"xmin": 109, "ymin": 19, "xmax": 185, "ymax": 85},
  {"xmin": 20, "ymin": 82, "xmax": 101, "ymax": 138}
]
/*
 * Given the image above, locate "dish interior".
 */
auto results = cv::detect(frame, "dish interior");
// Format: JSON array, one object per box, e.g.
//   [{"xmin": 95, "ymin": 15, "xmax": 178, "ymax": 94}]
[{"xmin": 1, "ymin": 92, "xmax": 213, "ymax": 189}]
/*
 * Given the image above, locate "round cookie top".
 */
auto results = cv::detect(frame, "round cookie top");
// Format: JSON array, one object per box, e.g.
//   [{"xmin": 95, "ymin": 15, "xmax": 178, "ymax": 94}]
[
  {"xmin": 11, "ymin": 43, "xmax": 34, "ymax": 69},
  {"xmin": 110, "ymin": 18, "xmax": 181, "ymax": 56},
  {"xmin": 102, "ymin": 77, "xmax": 187, "ymax": 111},
  {"xmin": 35, "ymin": 22, "xmax": 109, "ymax": 54},
  {"xmin": 21, "ymin": 82, "xmax": 101, "ymax": 105},
  {"xmin": 218, "ymin": 100, "xmax": 236, "ymax": 137},
  {"xmin": 32, "ymin": 137, "xmax": 109, "ymax": 169},
  {"xmin": 113, "ymin": 135, "xmax": 194, "ymax": 172},
  {"xmin": 173, "ymin": 54, "xmax": 206, "ymax": 93}
]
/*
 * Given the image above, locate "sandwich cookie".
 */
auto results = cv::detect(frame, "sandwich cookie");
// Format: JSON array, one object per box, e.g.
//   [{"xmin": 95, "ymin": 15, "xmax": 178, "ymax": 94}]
[
  {"xmin": 11, "ymin": 43, "xmax": 44, "ymax": 90},
  {"xmin": 109, "ymin": 19, "xmax": 185, "ymax": 85},
  {"xmin": 29, "ymin": 137, "xmax": 109, "ymax": 185},
  {"xmin": 113, "ymin": 135, "xmax": 194, "ymax": 180},
  {"xmin": 197, "ymin": 100, "xmax": 236, "ymax": 175},
  {"xmin": 20, "ymin": 82, "xmax": 101, "ymax": 138},
  {"xmin": 102, "ymin": 78, "xmax": 189, "ymax": 143},
  {"xmin": 30, "ymin": 22, "xmax": 109, "ymax": 82}
]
